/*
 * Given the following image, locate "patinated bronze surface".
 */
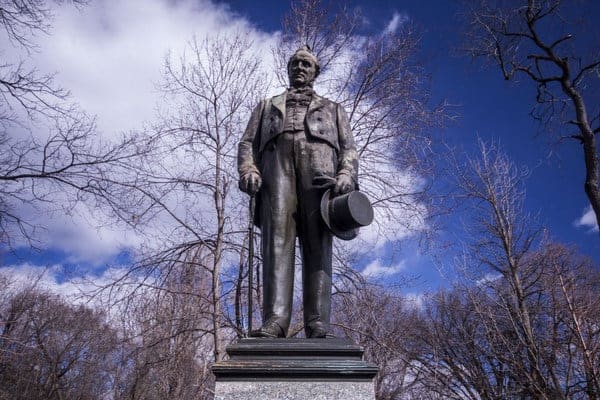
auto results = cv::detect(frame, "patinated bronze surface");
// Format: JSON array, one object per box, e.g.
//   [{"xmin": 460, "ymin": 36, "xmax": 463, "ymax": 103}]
[{"xmin": 237, "ymin": 46, "xmax": 359, "ymax": 339}]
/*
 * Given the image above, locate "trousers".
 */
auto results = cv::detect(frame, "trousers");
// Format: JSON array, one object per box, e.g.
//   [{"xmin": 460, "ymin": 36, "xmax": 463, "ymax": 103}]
[{"xmin": 258, "ymin": 129, "xmax": 336, "ymax": 336}]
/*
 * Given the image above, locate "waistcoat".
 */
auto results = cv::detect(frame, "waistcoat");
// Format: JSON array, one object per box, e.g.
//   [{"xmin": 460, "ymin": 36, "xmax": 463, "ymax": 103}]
[{"xmin": 282, "ymin": 92, "xmax": 311, "ymax": 132}]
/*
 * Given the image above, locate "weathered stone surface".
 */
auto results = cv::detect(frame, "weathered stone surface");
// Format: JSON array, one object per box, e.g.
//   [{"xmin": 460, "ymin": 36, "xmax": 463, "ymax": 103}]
[{"xmin": 214, "ymin": 380, "xmax": 375, "ymax": 400}]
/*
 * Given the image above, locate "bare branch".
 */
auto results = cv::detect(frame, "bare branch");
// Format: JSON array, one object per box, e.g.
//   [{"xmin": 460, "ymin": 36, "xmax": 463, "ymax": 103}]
[{"xmin": 465, "ymin": 0, "xmax": 600, "ymax": 235}]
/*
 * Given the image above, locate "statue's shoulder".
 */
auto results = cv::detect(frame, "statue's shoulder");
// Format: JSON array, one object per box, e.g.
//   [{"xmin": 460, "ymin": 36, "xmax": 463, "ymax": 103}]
[
  {"xmin": 312, "ymin": 93, "xmax": 340, "ymax": 108},
  {"xmin": 267, "ymin": 91, "xmax": 287, "ymax": 102},
  {"xmin": 261, "ymin": 91, "xmax": 287, "ymax": 113}
]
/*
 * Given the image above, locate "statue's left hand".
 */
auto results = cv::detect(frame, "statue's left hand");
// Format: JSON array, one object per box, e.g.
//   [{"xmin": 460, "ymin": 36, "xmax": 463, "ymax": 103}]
[{"xmin": 334, "ymin": 174, "xmax": 354, "ymax": 195}]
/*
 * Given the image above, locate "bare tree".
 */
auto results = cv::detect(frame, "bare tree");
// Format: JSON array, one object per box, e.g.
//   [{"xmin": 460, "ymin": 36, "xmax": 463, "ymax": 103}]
[
  {"xmin": 409, "ymin": 287, "xmax": 502, "ymax": 399},
  {"xmin": 409, "ymin": 142, "xmax": 600, "ymax": 399},
  {"xmin": 412, "ymin": 244, "xmax": 600, "ymax": 400},
  {"xmin": 536, "ymin": 243, "xmax": 600, "ymax": 398},
  {"xmin": 333, "ymin": 284, "xmax": 425, "ymax": 399},
  {"xmin": 0, "ymin": 115, "xmax": 154, "ymax": 251},
  {"xmin": 96, "ymin": 32, "xmax": 268, "ymax": 366},
  {"xmin": 0, "ymin": 0, "xmax": 83, "ymax": 161},
  {"xmin": 275, "ymin": 0, "xmax": 450, "ymax": 277},
  {"xmin": 102, "ymin": 0, "xmax": 447, "ymax": 392},
  {"xmin": 111, "ymin": 257, "xmax": 216, "ymax": 400},
  {"xmin": 450, "ymin": 142, "xmax": 555, "ymax": 398},
  {"xmin": 464, "ymin": 0, "xmax": 600, "ymax": 232},
  {"xmin": 151, "ymin": 32, "xmax": 266, "ymax": 360},
  {"xmin": 0, "ymin": 0, "xmax": 86, "ymax": 48},
  {"xmin": 0, "ymin": 0, "xmax": 151, "ymax": 251},
  {"xmin": 0, "ymin": 281, "xmax": 119, "ymax": 400}
]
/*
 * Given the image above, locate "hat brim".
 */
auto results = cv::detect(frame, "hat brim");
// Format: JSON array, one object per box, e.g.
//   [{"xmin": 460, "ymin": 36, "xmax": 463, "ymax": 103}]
[{"xmin": 320, "ymin": 189, "xmax": 359, "ymax": 241}]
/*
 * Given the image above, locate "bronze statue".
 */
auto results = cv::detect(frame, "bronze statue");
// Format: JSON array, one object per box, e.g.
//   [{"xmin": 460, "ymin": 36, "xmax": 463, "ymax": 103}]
[{"xmin": 238, "ymin": 45, "xmax": 369, "ymax": 339}]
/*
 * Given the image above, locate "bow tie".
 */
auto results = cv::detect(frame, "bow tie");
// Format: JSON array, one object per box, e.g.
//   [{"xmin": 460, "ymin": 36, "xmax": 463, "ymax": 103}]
[{"xmin": 288, "ymin": 86, "xmax": 314, "ymax": 96}]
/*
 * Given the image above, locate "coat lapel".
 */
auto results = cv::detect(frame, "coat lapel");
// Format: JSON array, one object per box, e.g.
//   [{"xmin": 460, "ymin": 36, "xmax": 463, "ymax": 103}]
[
  {"xmin": 271, "ymin": 91, "xmax": 286, "ymax": 118},
  {"xmin": 308, "ymin": 93, "xmax": 325, "ymax": 113}
]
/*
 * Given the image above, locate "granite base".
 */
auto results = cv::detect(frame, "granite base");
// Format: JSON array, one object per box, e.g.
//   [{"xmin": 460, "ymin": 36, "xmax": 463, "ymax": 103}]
[
  {"xmin": 211, "ymin": 338, "xmax": 377, "ymax": 400},
  {"xmin": 214, "ymin": 380, "xmax": 375, "ymax": 400}
]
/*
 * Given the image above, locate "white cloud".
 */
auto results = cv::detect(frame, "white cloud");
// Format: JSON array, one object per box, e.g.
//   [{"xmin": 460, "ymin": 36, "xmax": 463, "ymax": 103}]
[
  {"xmin": 3, "ymin": 0, "xmax": 429, "ymax": 272},
  {"xmin": 404, "ymin": 292, "xmax": 424, "ymax": 309},
  {"xmin": 43, "ymin": 207, "xmax": 141, "ymax": 265},
  {"xmin": 315, "ymin": 42, "xmax": 430, "ymax": 253},
  {"xmin": 0, "ymin": 262, "xmax": 128, "ymax": 303},
  {"xmin": 476, "ymin": 272, "xmax": 502, "ymax": 286},
  {"xmin": 4, "ymin": 0, "xmax": 278, "ymax": 262},
  {"xmin": 32, "ymin": 0, "xmax": 270, "ymax": 138},
  {"xmin": 384, "ymin": 12, "xmax": 409, "ymax": 35},
  {"xmin": 9, "ymin": 190, "xmax": 142, "ymax": 265},
  {"xmin": 575, "ymin": 206, "xmax": 599, "ymax": 232},
  {"xmin": 361, "ymin": 259, "xmax": 405, "ymax": 278}
]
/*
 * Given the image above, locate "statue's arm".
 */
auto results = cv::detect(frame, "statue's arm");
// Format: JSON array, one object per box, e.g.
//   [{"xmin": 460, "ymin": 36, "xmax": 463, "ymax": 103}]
[
  {"xmin": 335, "ymin": 103, "xmax": 359, "ymax": 189},
  {"xmin": 238, "ymin": 101, "xmax": 265, "ymax": 176},
  {"xmin": 238, "ymin": 101, "xmax": 265, "ymax": 194}
]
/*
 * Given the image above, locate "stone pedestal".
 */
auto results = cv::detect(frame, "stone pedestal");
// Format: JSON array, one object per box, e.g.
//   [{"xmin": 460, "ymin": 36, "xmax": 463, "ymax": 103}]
[{"xmin": 211, "ymin": 338, "xmax": 378, "ymax": 400}]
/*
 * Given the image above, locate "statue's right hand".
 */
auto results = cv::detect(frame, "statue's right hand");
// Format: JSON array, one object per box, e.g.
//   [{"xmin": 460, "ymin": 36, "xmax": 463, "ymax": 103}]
[{"xmin": 239, "ymin": 172, "xmax": 262, "ymax": 195}]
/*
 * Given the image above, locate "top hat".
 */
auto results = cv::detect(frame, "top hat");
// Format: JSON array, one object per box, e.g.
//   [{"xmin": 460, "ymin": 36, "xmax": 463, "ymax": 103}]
[{"xmin": 320, "ymin": 189, "xmax": 374, "ymax": 241}]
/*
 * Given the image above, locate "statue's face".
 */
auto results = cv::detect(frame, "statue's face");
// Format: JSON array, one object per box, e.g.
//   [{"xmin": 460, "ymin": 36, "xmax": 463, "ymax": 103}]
[{"xmin": 288, "ymin": 54, "xmax": 317, "ymax": 87}]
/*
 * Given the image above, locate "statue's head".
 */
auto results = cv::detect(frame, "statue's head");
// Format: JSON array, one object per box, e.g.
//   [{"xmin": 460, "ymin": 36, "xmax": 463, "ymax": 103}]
[{"xmin": 287, "ymin": 45, "xmax": 320, "ymax": 88}]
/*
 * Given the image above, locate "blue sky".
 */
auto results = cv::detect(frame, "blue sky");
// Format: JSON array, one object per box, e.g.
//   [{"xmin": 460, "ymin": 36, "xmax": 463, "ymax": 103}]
[
  {"xmin": 1, "ymin": 0, "xmax": 598, "ymax": 297},
  {"xmin": 222, "ymin": 0, "xmax": 600, "ymax": 289}
]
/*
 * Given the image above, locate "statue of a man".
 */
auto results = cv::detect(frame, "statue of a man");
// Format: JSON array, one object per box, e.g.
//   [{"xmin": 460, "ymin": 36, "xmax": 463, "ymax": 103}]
[{"xmin": 237, "ymin": 45, "xmax": 359, "ymax": 338}]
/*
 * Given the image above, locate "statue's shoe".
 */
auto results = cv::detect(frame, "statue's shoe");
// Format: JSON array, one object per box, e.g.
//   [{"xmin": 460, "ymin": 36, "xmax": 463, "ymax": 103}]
[
  {"xmin": 307, "ymin": 327, "xmax": 328, "ymax": 338},
  {"xmin": 249, "ymin": 320, "xmax": 286, "ymax": 338},
  {"xmin": 306, "ymin": 323, "xmax": 334, "ymax": 338}
]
